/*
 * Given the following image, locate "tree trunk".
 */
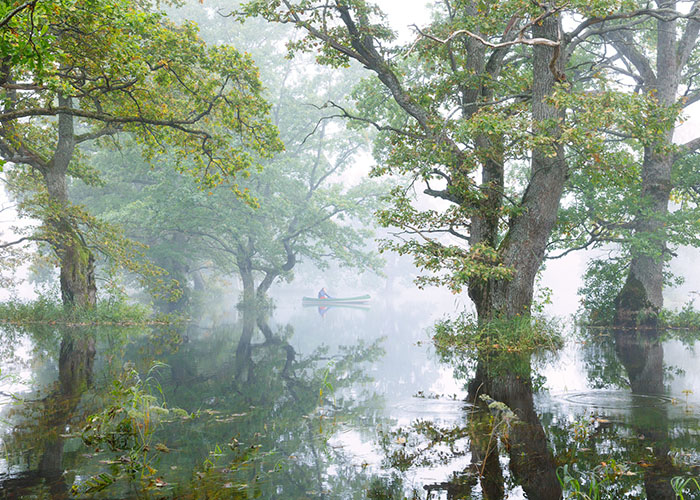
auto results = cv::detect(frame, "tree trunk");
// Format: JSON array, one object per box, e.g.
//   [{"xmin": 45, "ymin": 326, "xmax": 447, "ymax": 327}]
[
  {"xmin": 192, "ymin": 269, "xmax": 206, "ymax": 291},
  {"xmin": 57, "ymin": 237, "xmax": 97, "ymax": 308},
  {"xmin": 159, "ymin": 259, "xmax": 190, "ymax": 313},
  {"xmin": 238, "ymin": 257, "xmax": 256, "ymax": 306},
  {"xmin": 256, "ymin": 271, "xmax": 277, "ymax": 301},
  {"xmin": 45, "ymin": 169, "xmax": 97, "ymax": 308},
  {"xmin": 475, "ymin": 14, "xmax": 567, "ymax": 321},
  {"xmin": 616, "ymin": 126, "xmax": 674, "ymax": 326},
  {"xmin": 45, "ymin": 100, "xmax": 97, "ymax": 308},
  {"xmin": 615, "ymin": 1, "xmax": 686, "ymax": 323}
]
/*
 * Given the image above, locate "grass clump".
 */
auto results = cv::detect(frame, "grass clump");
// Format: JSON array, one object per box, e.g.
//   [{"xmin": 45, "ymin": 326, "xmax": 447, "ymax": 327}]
[
  {"xmin": 660, "ymin": 300, "xmax": 700, "ymax": 330},
  {"xmin": 433, "ymin": 313, "xmax": 564, "ymax": 358},
  {"xmin": 0, "ymin": 294, "xmax": 172, "ymax": 325}
]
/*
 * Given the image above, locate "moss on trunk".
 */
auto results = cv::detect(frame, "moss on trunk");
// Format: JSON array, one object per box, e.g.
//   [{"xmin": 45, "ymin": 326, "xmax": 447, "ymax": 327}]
[
  {"xmin": 615, "ymin": 275, "xmax": 658, "ymax": 328},
  {"xmin": 59, "ymin": 234, "xmax": 97, "ymax": 308}
]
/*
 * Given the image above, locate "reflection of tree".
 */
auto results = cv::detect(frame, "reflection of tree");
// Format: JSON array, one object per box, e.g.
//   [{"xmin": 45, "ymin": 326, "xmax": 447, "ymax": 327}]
[
  {"xmin": 0, "ymin": 329, "xmax": 95, "ymax": 497},
  {"xmin": 382, "ymin": 345, "xmax": 561, "ymax": 499},
  {"xmin": 546, "ymin": 327, "xmax": 700, "ymax": 499},
  {"xmin": 466, "ymin": 353, "xmax": 561, "ymax": 500},
  {"xmin": 138, "ymin": 306, "xmax": 388, "ymax": 498},
  {"xmin": 614, "ymin": 328, "xmax": 674, "ymax": 499},
  {"xmin": 579, "ymin": 329, "xmax": 629, "ymax": 389},
  {"xmin": 0, "ymin": 310, "xmax": 391, "ymax": 497}
]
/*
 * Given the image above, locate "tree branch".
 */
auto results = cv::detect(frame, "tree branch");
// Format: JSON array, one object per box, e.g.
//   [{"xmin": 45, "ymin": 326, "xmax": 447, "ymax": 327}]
[
  {"xmin": 411, "ymin": 24, "xmax": 560, "ymax": 50},
  {"xmin": 0, "ymin": 236, "xmax": 34, "ymax": 249},
  {"xmin": 678, "ymin": 0, "xmax": 700, "ymax": 69},
  {"xmin": 0, "ymin": 0, "xmax": 37, "ymax": 29}
]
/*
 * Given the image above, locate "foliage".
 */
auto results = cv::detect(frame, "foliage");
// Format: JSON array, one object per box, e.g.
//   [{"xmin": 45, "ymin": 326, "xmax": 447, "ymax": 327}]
[
  {"xmin": 577, "ymin": 259, "xmax": 628, "ymax": 326},
  {"xmin": 660, "ymin": 301, "xmax": 700, "ymax": 331},
  {"xmin": 433, "ymin": 312, "xmax": 563, "ymax": 359},
  {"xmin": 366, "ymin": 474, "xmax": 417, "ymax": 500},
  {"xmin": 1, "ymin": 0, "xmax": 282, "ymax": 303},
  {"xmin": 550, "ymin": 0, "xmax": 700, "ymax": 315},
  {"xmin": 76, "ymin": 362, "xmax": 193, "ymax": 494},
  {"xmin": 71, "ymin": 9, "xmax": 386, "ymax": 304},
  {"xmin": 1, "ymin": 0, "xmax": 282, "ymax": 183},
  {"xmin": 239, "ymin": 0, "xmax": 683, "ymax": 326},
  {"xmin": 0, "ymin": 293, "xmax": 157, "ymax": 325},
  {"xmin": 671, "ymin": 476, "xmax": 700, "ymax": 500},
  {"xmin": 557, "ymin": 461, "xmax": 634, "ymax": 500}
]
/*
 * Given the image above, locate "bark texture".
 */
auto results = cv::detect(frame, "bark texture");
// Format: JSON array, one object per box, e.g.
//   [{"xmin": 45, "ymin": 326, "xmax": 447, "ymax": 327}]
[
  {"xmin": 481, "ymin": 14, "xmax": 567, "ymax": 320},
  {"xmin": 46, "ymin": 98, "xmax": 97, "ymax": 308},
  {"xmin": 612, "ymin": 0, "xmax": 700, "ymax": 320}
]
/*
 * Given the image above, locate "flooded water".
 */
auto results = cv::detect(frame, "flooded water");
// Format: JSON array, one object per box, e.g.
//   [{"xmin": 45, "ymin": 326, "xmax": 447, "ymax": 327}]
[{"xmin": 1, "ymin": 295, "xmax": 699, "ymax": 498}]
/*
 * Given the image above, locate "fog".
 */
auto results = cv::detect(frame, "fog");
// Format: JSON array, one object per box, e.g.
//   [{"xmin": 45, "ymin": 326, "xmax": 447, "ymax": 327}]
[{"xmin": 2, "ymin": 0, "xmax": 700, "ymax": 498}]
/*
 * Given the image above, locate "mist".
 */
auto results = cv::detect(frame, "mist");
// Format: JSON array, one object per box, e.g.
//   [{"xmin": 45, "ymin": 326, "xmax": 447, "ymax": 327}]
[{"xmin": 2, "ymin": 0, "xmax": 700, "ymax": 498}]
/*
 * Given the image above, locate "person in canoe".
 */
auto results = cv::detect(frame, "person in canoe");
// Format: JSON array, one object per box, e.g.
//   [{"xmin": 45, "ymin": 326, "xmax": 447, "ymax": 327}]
[{"xmin": 318, "ymin": 287, "xmax": 332, "ymax": 299}]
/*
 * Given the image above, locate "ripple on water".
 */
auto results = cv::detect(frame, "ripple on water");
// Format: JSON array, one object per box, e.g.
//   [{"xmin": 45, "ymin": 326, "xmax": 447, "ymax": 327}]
[
  {"xmin": 555, "ymin": 390, "xmax": 677, "ymax": 410},
  {"xmin": 392, "ymin": 397, "xmax": 471, "ymax": 421}
]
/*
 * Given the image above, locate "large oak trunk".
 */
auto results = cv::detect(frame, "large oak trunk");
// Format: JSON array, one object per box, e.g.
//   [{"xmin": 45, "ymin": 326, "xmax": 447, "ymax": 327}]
[
  {"xmin": 44, "ymin": 107, "xmax": 97, "ymax": 308},
  {"xmin": 44, "ymin": 179, "xmax": 97, "ymax": 309},
  {"xmin": 473, "ymin": 14, "xmax": 567, "ymax": 321},
  {"xmin": 615, "ymin": 2, "xmax": 686, "ymax": 324},
  {"xmin": 57, "ymin": 236, "xmax": 97, "ymax": 308}
]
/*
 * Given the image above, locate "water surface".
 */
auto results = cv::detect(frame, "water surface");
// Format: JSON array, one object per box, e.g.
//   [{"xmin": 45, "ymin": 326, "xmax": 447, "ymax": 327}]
[{"xmin": 1, "ymin": 296, "xmax": 699, "ymax": 498}]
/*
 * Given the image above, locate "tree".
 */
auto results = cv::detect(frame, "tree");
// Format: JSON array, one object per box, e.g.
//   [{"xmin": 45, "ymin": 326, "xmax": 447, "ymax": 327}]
[
  {"xmin": 241, "ymin": 0, "xmax": 649, "ymax": 324},
  {"xmin": 610, "ymin": 0, "xmax": 700, "ymax": 323},
  {"xmin": 68, "ymin": 8, "xmax": 384, "ymax": 307},
  {"xmin": 553, "ymin": 0, "xmax": 700, "ymax": 325},
  {"xmin": 78, "ymin": 84, "xmax": 383, "ymax": 306},
  {"xmin": 0, "ymin": 0, "xmax": 281, "ymax": 307}
]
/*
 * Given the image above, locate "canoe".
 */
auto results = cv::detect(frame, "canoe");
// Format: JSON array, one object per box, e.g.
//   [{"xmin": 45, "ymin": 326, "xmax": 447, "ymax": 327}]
[
  {"xmin": 302, "ymin": 303, "xmax": 370, "ymax": 311},
  {"xmin": 301, "ymin": 294, "xmax": 371, "ymax": 304}
]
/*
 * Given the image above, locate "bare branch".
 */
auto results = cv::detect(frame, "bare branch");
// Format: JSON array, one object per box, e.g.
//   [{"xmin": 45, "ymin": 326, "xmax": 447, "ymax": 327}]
[
  {"xmin": 74, "ymin": 126, "xmax": 120, "ymax": 144},
  {"xmin": 0, "ymin": 236, "xmax": 34, "ymax": 249},
  {"xmin": 319, "ymin": 100, "xmax": 425, "ymax": 140},
  {"xmin": 411, "ymin": 24, "xmax": 560, "ymax": 50},
  {"xmin": 677, "ymin": 136, "xmax": 700, "ymax": 158},
  {"xmin": 678, "ymin": 0, "xmax": 700, "ymax": 68}
]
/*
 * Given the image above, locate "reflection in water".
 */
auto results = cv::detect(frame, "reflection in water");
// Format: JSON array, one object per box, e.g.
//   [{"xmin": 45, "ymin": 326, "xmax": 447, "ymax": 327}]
[
  {"xmin": 157, "ymin": 306, "xmax": 389, "ymax": 497},
  {"xmin": 1, "ymin": 302, "xmax": 700, "ymax": 498},
  {"xmin": 0, "ymin": 307, "xmax": 389, "ymax": 497},
  {"xmin": 467, "ymin": 353, "xmax": 561, "ymax": 500},
  {"xmin": 383, "ymin": 344, "xmax": 562, "ymax": 499},
  {"xmin": 1, "ymin": 331, "xmax": 95, "ymax": 498},
  {"xmin": 544, "ymin": 326, "xmax": 700, "ymax": 500},
  {"xmin": 615, "ymin": 328, "xmax": 675, "ymax": 499}
]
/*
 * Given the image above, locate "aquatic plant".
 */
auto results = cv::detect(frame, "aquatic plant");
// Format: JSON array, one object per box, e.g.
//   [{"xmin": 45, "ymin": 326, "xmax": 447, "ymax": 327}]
[
  {"xmin": 661, "ymin": 301, "xmax": 700, "ymax": 331},
  {"xmin": 75, "ymin": 362, "xmax": 193, "ymax": 494},
  {"xmin": 557, "ymin": 460, "xmax": 633, "ymax": 500},
  {"xmin": 433, "ymin": 313, "xmax": 564, "ymax": 359},
  {"xmin": 671, "ymin": 476, "xmax": 700, "ymax": 500}
]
